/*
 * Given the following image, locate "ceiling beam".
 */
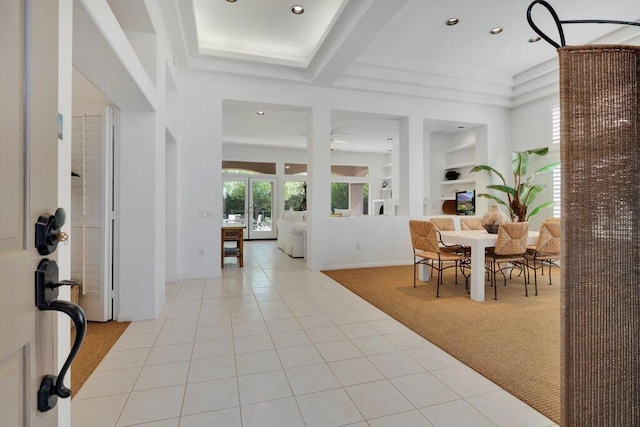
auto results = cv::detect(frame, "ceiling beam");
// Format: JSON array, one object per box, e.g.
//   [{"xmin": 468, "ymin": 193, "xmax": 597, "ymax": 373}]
[{"xmin": 310, "ymin": 0, "xmax": 411, "ymax": 85}]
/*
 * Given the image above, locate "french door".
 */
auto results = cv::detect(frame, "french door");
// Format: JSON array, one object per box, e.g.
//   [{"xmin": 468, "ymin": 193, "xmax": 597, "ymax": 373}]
[{"xmin": 222, "ymin": 177, "xmax": 277, "ymax": 240}]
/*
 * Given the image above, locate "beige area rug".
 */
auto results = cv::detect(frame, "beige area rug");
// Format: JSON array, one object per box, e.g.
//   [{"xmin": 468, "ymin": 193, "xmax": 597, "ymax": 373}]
[
  {"xmin": 70, "ymin": 320, "xmax": 130, "ymax": 397},
  {"xmin": 323, "ymin": 265, "xmax": 560, "ymax": 423}
]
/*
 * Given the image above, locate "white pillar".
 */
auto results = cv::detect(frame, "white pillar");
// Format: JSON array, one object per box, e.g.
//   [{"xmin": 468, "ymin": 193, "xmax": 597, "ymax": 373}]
[
  {"xmin": 399, "ymin": 116, "xmax": 425, "ymax": 217},
  {"xmin": 306, "ymin": 105, "xmax": 331, "ymax": 271}
]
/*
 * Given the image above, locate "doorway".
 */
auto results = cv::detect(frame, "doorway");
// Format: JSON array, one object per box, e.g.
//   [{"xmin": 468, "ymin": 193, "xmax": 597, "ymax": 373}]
[
  {"xmin": 71, "ymin": 69, "xmax": 118, "ymax": 321},
  {"xmin": 223, "ymin": 177, "xmax": 277, "ymax": 240}
]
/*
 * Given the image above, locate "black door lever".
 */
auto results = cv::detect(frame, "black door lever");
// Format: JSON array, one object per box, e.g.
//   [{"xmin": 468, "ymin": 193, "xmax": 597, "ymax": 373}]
[{"xmin": 35, "ymin": 259, "xmax": 87, "ymax": 412}]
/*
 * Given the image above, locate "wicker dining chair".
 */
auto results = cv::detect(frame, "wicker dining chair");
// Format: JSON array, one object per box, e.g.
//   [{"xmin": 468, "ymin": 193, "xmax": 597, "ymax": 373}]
[
  {"xmin": 460, "ymin": 217, "xmax": 484, "ymax": 230},
  {"xmin": 409, "ymin": 220, "xmax": 469, "ymax": 297},
  {"xmin": 525, "ymin": 219, "xmax": 561, "ymax": 295},
  {"xmin": 485, "ymin": 222, "xmax": 530, "ymax": 300}
]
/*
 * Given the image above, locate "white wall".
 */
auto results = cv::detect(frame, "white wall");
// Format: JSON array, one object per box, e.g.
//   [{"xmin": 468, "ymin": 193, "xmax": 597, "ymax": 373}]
[{"xmin": 177, "ymin": 71, "xmax": 512, "ymax": 275}]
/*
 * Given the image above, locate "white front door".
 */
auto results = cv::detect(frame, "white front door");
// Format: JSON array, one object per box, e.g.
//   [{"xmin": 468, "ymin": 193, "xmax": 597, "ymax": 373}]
[{"xmin": 0, "ymin": 0, "xmax": 61, "ymax": 425}]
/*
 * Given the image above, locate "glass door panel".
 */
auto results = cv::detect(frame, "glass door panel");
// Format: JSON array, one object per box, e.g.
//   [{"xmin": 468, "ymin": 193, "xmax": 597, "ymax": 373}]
[
  {"xmin": 223, "ymin": 179, "xmax": 247, "ymax": 227},
  {"xmin": 249, "ymin": 178, "xmax": 276, "ymax": 239}
]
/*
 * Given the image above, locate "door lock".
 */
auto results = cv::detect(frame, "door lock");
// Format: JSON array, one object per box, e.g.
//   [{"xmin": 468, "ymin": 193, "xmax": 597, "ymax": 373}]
[{"xmin": 35, "ymin": 207, "xmax": 68, "ymax": 255}]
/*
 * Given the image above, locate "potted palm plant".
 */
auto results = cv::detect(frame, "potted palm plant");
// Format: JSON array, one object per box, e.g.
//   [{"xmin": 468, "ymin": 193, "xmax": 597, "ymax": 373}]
[{"xmin": 470, "ymin": 147, "xmax": 560, "ymax": 222}]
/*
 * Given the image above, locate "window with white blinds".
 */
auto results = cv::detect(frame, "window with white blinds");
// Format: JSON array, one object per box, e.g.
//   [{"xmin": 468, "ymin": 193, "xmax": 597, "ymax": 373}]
[
  {"xmin": 551, "ymin": 105, "xmax": 561, "ymax": 217},
  {"xmin": 552, "ymin": 166, "xmax": 561, "ymax": 218},
  {"xmin": 552, "ymin": 105, "xmax": 560, "ymax": 144}
]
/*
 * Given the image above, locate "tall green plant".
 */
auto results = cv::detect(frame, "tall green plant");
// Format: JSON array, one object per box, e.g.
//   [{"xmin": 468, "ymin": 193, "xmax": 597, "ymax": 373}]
[{"xmin": 470, "ymin": 147, "xmax": 559, "ymax": 222}]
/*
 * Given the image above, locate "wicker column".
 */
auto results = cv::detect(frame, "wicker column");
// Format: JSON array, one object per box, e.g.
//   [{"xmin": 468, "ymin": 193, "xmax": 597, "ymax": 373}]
[{"xmin": 559, "ymin": 45, "xmax": 640, "ymax": 426}]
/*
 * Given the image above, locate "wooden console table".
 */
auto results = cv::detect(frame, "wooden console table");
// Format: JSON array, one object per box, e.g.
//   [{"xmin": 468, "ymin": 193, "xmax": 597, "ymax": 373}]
[{"xmin": 221, "ymin": 225, "xmax": 244, "ymax": 268}]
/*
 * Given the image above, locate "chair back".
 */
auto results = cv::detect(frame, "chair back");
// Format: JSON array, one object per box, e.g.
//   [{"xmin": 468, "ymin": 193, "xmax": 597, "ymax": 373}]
[
  {"xmin": 495, "ymin": 222, "xmax": 529, "ymax": 255},
  {"xmin": 409, "ymin": 220, "xmax": 440, "ymax": 253},
  {"xmin": 430, "ymin": 217, "xmax": 455, "ymax": 231},
  {"xmin": 460, "ymin": 217, "xmax": 484, "ymax": 230},
  {"xmin": 536, "ymin": 221, "xmax": 561, "ymax": 254}
]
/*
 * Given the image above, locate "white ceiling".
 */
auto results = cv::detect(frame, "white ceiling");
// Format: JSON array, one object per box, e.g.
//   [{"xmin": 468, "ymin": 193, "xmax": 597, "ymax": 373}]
[{"xmin": 160, "ymin": 0, "xmax": 640, "ymax": 153}]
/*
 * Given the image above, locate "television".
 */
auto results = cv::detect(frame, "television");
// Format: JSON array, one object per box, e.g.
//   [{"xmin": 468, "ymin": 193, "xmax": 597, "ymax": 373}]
[{"xmin": 455, "ymin": 190, "xmax": 475, "ymax": 215}]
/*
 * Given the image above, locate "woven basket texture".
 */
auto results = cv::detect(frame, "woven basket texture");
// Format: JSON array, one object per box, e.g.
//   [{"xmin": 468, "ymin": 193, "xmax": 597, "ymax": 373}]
[{"xmin": 559, "ymin": 45, "xmax": 640, "ymax": 426}]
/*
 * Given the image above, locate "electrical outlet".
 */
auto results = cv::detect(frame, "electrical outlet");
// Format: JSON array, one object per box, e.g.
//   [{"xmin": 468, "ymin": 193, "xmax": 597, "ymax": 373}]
[
  {"xmin": 198, "ymin": 248, "xmax": 204, "ymax": 256},
  {"xmin": 355, "ymin": 243, "xmax": 360, "ymax": 250}
]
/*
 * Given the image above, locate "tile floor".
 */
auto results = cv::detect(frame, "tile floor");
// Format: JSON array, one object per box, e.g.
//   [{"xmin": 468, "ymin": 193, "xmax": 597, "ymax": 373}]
[{"xmin": 72, "ymin": 240, "xmax": 557, "ymax": 427}]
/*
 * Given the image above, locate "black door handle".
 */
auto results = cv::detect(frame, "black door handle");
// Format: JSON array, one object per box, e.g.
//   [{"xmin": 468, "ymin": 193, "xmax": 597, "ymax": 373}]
[{"xmin": 35, "ymin": 259, "xmax": 87, "ymax": 412}]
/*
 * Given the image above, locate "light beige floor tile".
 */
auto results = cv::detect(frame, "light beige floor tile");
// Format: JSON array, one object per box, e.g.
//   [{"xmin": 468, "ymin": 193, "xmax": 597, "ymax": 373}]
[
  {"xmin": 296, "ymin": 314, "xmax": 333, "ymax": 329},
  {"xmin": 192, "ymin": 338, "xmax": 234, "ymax": 359},
  {"xmin": 180, "ymin": 407, "xmax": 241, "ymax": 427},
  {"xmin": 75, "ymin": 367, "xmax": 140, "ymax": 400},
  {"xmin": 420, "ymin": 400, "xmax": 495, "ymax": 427},
  {"xmin": 72, "ymin": 393, "xmax": 129, "ymax": 427},
  {"xmin": 285, "ymin": 364, "xmax": 341, "ymax": 395},
  {"xmin": 351, "ymin": 335, "xmax": 399, "ymax": 356},
  {"xmin": 111, "ymin": 332, "xmax": 158, "ymax": 351},
  {"xmin": 237, "ymin": 370, "xmax": 292, "ymax": 405},
  {"xmin": 182, "ymin": 378, "xmax": 239, "ymax": 416},
  {"xmin": 154, "ymin": 329, "xmax": 196, "ymax": 346},
  {"xmin": 368, "ymin": 410, "xmax": 434, "ymax": 427},
  {"xmin": 466, "ymin": 390, "xmax": 555, "ymax": 427},
  {"xmin": 368, "ymin": 351, "xmax": 425, "ymax": 378},
  {"xmin": 405, "ymin": 347, "xmax": 464, "ymax": 371},
  {"xmin": 116, "ymin": 385, "xmax": 184, "ymax": 426},
  {"xmin": 305, "ymin": 326, "xmax": 347, "ymax": 344},
  {"xmin": 231, "ymin": 320, "xmax": 268, "ymax": 337},
  {"xmin": 241, "ymin": 397, "xmax": 305, "ymax": 427},
  {"xmin": 315, "ymin": 340, "xmax": 364, "ymax": 362},
  {"xmin": 270, "ymin": 330, "xmax": 312, "ymax": 349},
  {"xmin": 188, "ymin": 355, "xmax": 236, "ymax": 383},
  {"xmin": 368, "ymin": 318, "xmax": 408, "ymax": 334},
  {"xmin": 133, "ymin": 361, "xmax": 189, "ymax": 391},
  {"xmin": 265, "ymin": 318, "xmax": 302, "ymax": 333},
  {"xmin": 146, "ymin": 343, "xmax": 193, "ymax": 365},
  {"xmin": 95, "ymin": 348, "xmax": 151, "ymax": 372},
  {"xmin": 295, "ymin": 388, "xmax": 364, "ymax": 427},
  {"xmin": 345, "ymin": 380, "xmax": 414, "ymax": 419},
  {"xmin": 391, "ymin": 372, "xmax": 459, "ymax": 409},
  {"xmin": 384, "ymin": 331, "xmax": 437, "ymax": 351},
  {"xmin": 162, "ymin": 317, "xmax": 199, "ymax": 332},
  {"xmin": 431, "ymin": 365, "xmax": 501, "ymax": 398},
  {"xmin": 233, "ymin": 333, "xmax": 274, "ymax": 354},
  {"xmin": 195, "ymin": 325, "xmax": 232, "ymax": 341},
  {"xmin": 277, "ymin": 344, "xmax": 325, "ymax": 369},
  {"xmin": 328, "ymin": 357, "xmax": 385, "ymax": 386},
  {"xmin": 236, "ymin": 349, "xmax": 282, "ymax": 376},
  {"xmin": 337, "ymin": 322, "xmax": 379, "ymax": 339}
]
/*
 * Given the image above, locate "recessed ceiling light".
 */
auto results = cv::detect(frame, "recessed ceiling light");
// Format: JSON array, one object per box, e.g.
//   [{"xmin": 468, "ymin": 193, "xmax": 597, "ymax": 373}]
[
  {"xmin": 256, "ymin": 111, "xmax": 265, "ymax": 115},
  {"xmin": 458, "ymin": 126, "xmax": 465, "ymax": 129},
  {"xmin": 226, "ymin": 0, "xmax": 236, "ymax": 2},
  {"xmin": 291, "ymin": 5, "xmax": 304, "ymax": 14},
  {"xmin": 445, "ymin": 17, "xmax": 459, "ymax": 26},
  {"xmin": 387, "ymin": 137, "xmax": 394, "ymax": 141},
  {"xmin": 489, "ymin": 27, "xmax": 503, "ymax": 35},
  {"xmin": 529, "ymin": 36, "xmax": 541, "ymax": 43}
]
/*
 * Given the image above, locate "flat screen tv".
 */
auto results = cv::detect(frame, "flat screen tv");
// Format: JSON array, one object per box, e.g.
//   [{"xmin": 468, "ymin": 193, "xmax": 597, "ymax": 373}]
[{"xmin": 456, "ymin": 190, "xmax": 475, "ymax": 215}]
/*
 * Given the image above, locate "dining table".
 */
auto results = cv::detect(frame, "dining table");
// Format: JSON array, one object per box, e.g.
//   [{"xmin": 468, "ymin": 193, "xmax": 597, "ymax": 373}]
[{"xmin": 438, "ymin": 229, "xmax": 539, "ymax": 302}]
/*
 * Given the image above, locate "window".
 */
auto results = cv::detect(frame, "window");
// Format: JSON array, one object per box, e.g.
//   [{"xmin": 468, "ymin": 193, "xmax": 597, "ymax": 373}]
[
  {"xmin": 552, "ymin": 166, "xmax": 561, "ymax": 218},
  {"xmin": 284, "ymin": 181, "xmax": 306, "ymax": 211},
  {"xmin": 552, "ymin": 105, "xmax": 560, "ymax": 145},
  {"xmin": 551, "ymin": 105, "xmax": 561, "ymax": 217}
]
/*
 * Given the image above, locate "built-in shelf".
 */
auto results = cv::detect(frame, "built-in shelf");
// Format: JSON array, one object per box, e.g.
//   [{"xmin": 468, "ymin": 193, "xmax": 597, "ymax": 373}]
[
  {"xmin": 444, "ymin": 161, "xmax": 476, "ymax": 170},
  {"xmin": 383, "ymin": 176, "xmax": 392, "ymax": 180},
  {"xmin": 440, "ymin": 197, "xmax": 455, "ymax": 201},
  {"xmin": 383, "ymin": 163, "xmax": 392, "ymax": 168},
  {"xmin": 440, "ymin": 178, "xmax": 475, "ymax": 185},
  {"xmin": 445, "ymin": 142, "xmax": 475, "ymax": 154}
]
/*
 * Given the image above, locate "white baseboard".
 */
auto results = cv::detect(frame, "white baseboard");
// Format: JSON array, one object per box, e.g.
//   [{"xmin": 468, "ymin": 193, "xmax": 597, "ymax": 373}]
[{"xmin": 317, "ymin": 260, "xmax": 411, "ymax": 271}]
